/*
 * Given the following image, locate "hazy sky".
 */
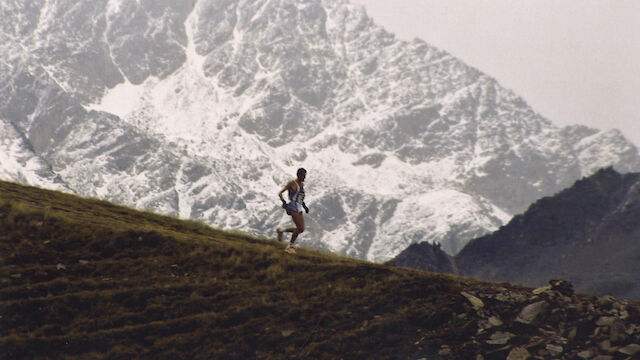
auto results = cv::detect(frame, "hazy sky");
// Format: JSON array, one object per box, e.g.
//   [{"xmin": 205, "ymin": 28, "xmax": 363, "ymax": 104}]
[{"xmin": 351, "ymin": 0, "xmax": 640, "ymax": 146}]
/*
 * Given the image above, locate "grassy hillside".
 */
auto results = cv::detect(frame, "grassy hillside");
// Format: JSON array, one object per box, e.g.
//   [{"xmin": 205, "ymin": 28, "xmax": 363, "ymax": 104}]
[{"xmin": 1, "ymin": 180, "xmax": 639, "ymax": 359}]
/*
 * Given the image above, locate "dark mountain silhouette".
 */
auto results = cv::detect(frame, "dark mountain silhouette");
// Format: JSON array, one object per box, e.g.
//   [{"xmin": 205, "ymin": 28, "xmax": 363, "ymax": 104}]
[
  {"xmin": 389, "ymin": 167, "xmax": 640, "ymax": 300},
  {"xmin": 387, "ymin": 241, "xmax": 455, "ymax": 274}
]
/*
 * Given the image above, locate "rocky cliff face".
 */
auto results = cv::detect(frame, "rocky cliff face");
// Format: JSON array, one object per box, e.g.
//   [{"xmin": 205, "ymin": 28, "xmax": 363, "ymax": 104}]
[
  {"xmin": 2, "ymin": 0, "xmax": 640, "ymax": 262},
  {"xmin": 389, "ymin": 168, "xmax": 640, "ymax": 299}
]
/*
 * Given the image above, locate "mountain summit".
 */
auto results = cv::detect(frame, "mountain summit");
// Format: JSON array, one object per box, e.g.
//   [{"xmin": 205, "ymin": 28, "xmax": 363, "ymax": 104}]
[{"xmin": 1, "ymin": 0, "xmax": 639, "ymax": 261}]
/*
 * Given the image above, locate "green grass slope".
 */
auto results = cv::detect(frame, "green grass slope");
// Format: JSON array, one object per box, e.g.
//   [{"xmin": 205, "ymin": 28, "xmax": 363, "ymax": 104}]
[{"xmin": 1, "ymin": 180, "xmax": 639, "ymax": 359}]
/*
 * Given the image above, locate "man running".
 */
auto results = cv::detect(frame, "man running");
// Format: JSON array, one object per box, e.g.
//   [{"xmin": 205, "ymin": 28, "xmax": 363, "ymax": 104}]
[{"xmin": 277, "ymin": 168, "xmax": 309, "ymax": 254}]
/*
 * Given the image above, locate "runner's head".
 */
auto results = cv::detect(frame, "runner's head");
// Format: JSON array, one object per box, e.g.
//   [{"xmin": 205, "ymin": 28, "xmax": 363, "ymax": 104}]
[{"xmin": 296, "ymin": 168, "xmax": 307, "ymax": 181}]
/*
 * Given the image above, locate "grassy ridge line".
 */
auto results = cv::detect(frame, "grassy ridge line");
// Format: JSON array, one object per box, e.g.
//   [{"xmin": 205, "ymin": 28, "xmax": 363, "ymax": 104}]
[
  {"xmin": 0, "ymin": 180, "xmax": 232, "ymax": 241},
  {"xmin": 0, "ymin": 180, "xmax": 523, "ymax": 359},
  {"xmin": 0, "ymin": 181, "xmax": 355, "ymax": 262}
]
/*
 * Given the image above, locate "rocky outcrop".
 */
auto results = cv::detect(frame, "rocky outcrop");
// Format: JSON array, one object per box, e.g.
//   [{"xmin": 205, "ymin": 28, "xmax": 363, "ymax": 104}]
[{"xmin": 449, "ymin": 280, "xmax": 640, "ymax": 359}]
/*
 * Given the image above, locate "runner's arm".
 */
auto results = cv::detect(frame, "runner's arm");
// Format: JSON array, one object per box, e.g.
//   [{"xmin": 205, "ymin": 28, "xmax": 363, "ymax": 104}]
[
  {"xmin": 278, "ymin": 181, "xmax": 294, "ymax": 206},
  {"xmin": 278, "ymin": 187, "xmax": 287, "ymax": 206}
]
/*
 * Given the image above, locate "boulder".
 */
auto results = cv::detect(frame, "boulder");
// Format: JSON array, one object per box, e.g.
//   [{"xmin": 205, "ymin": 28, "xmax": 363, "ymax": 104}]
[
  {"xmin": 545, "ymin": 344, "xmax": 563, "ymax": 356},
  {"xmin": 486, "ymin": 331, "xmax": 514, "ymax": 345},
  {"xmin": 506, "ymin": 347, "xmax": 530, "ymax": 360},
  {"xmin": 549, "ymin": 279, "xmax": 574, "ymax": 296},
  {"xmin": 577, "ymin": 349, "xmax": 594, "ymax": 359},
  {"xmin": 516, "ymin": 301, "xmax": 548, "ymax": 325},
  {"xmin": 461, "ymin": 291, "xmax": 484, "ymax": 310},
  {"xmin": 609, "ymin": 319, "xmax": 628, "ymax": 344},
  {"xmin": 617, "ymin": 343, "xmax": 640, "ymax": 356}
]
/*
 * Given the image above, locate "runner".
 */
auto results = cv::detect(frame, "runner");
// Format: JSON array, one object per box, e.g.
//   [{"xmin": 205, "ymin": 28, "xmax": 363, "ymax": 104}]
[{"xmin": 277, "ymin": 168, "xmax": 309, "ymax": 254}]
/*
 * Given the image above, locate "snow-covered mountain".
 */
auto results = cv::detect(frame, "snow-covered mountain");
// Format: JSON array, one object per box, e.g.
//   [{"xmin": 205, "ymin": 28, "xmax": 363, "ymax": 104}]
[
  {"xmin": 2, "ymin": 0, "xmax": 639, "ymax": 262},
  {"xmin": 0, "ymin": 119, "xmax": 66, "ymax": 190}
]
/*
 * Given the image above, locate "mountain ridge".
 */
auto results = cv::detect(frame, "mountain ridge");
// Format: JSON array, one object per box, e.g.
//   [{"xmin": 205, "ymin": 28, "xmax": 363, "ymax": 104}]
[
  {"xmin": 388, "ymin": 167, "xmax": 640, "ymax": 300},
  {"xmin": 2, "ymin": 0, "xmax": 640, "ymax": 262}
]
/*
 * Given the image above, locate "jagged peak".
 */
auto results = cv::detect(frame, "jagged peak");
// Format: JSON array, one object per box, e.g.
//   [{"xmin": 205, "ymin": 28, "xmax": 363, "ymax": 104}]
[{"xmin": 2, "ymin": 0, "xmax": 640, "ymax": 265}]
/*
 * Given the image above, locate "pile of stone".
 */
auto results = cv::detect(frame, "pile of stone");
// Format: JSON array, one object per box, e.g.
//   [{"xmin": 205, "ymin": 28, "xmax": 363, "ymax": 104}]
[{"xmin": 452, "ymin": 280, "xmax": 640, "ymax": 359}]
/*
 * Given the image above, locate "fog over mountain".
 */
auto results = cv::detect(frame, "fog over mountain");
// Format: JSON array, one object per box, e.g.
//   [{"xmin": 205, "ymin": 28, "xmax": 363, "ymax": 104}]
[{"xmin": 1, "ymin": 0, "xmax": 639, "ymax": 261}]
